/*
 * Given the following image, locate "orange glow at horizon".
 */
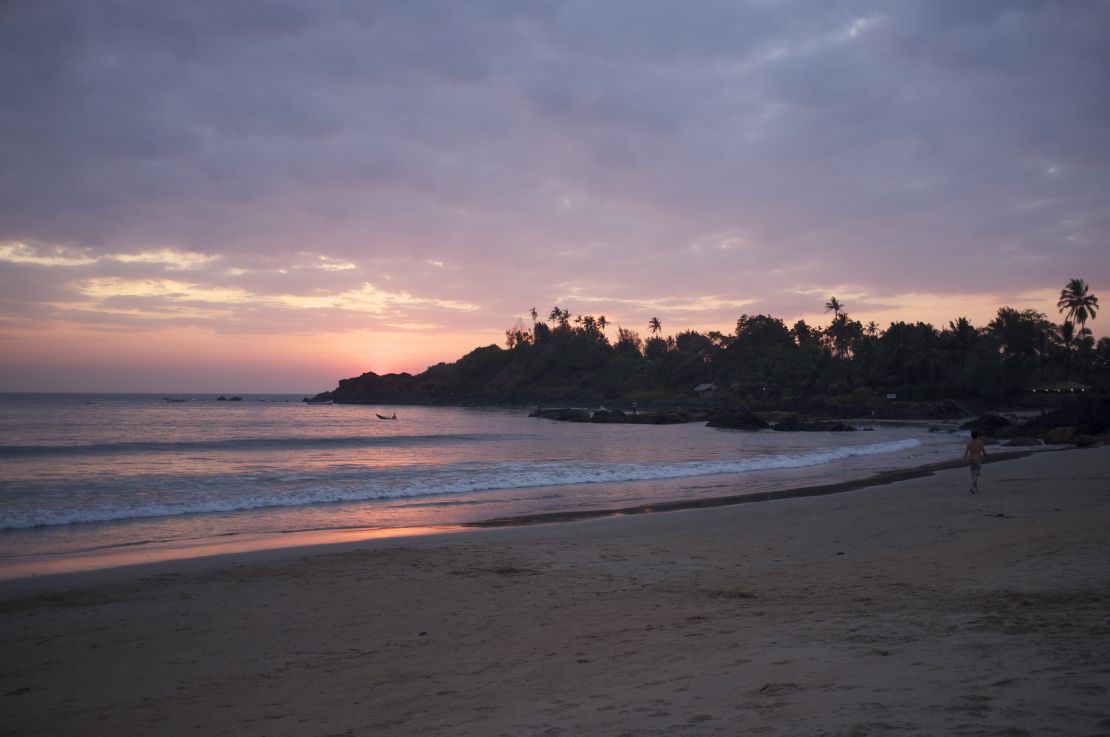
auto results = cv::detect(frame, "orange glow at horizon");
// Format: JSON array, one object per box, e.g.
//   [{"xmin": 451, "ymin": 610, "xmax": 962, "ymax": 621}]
[
  {"xmin": 0, "ymin": 284, "xmax": 1101, "ymax": 393},
  {"xmin": 0, "ymin": 324, "xmax": 502, "ymax": 393}
]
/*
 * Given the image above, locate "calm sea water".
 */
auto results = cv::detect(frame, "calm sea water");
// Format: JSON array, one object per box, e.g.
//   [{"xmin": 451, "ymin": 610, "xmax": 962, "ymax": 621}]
[{"xmin": 0, "ymin": 393, "xmax": 962, "ymax": 577}]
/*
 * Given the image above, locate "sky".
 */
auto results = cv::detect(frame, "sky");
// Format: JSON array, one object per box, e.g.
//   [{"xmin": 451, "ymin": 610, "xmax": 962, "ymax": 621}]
[{"xmin": 1, "ymin": 1, "xmax": 1108, "ymax": 393}]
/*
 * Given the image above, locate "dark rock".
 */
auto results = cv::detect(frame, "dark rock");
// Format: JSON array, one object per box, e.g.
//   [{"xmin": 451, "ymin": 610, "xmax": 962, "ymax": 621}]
[
  {"xmin": 529, "ymin": 408, "xmax": 591, "ymax": 422},
  {"xmin": 960, "ymin": 413, "xmax": 1012, "ymax": 432},
  {"xmin": 1009, "ymin": 396, "xmax": 1110, "ymax": 438},
  {"xmin": 773, "ymin": 416, "xmax": 856, "ymax": 432},
  {"xmin": 706, "ymin": 411, "xmax": 770, "ymax": 431},
  {"xmin": 591, "ymin": 409, "xmax": 627, "ymax": 423},
  {"xmin": 1043, "ymin": 426, "xmax": 1077, "ymax": 445},
  {"xmin": 640, "ymin": 410, "xmax": 712, "ymax": 425}
]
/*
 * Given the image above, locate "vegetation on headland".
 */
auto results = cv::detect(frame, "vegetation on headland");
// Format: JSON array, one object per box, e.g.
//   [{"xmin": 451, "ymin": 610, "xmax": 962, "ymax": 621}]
[{"xmin": 311, "ymin": 280, "xmax": 1107, "ymax": 416}]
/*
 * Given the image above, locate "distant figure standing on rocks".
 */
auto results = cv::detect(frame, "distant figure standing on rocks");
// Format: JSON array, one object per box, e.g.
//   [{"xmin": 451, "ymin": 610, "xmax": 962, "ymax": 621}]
[{"xmin": 964, "ymin": 430, "xmax": 987, "ymax": 494}]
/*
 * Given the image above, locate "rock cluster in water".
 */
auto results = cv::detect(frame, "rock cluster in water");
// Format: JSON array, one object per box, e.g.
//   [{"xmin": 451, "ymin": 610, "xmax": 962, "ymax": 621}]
[
  {"xmin": 528, "ymin": 408, "xmax": 712, "ymax": 425},
  {"xmin": 530, "ymin": 408, "xmax": 857, "ymax": 431},
  {"xmin": 962, "ymin": 397, "xmax": 1110, "ymax": 447}
]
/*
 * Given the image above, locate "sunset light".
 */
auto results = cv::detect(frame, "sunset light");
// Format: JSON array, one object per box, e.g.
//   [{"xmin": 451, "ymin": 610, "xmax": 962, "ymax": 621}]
[
  {"xmin": 2, "ymin": 6, "xmax": 1108, "ymax": 733},
  {"xmin": 0, "ymin": 3, "xmax": 1106, "ymax": 393}
]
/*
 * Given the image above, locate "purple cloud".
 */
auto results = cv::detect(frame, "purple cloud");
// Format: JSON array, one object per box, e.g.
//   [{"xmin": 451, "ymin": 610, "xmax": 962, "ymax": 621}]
[{"xmin": 1, "ymin": 0, "xmax": 1108, "ymax": 389}]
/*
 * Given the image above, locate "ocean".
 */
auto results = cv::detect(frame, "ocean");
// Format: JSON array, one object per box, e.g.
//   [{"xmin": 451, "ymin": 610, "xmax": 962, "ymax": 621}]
[{"xmin": 0, "ymin": 393, "xmax": 963, "ymax": 578}]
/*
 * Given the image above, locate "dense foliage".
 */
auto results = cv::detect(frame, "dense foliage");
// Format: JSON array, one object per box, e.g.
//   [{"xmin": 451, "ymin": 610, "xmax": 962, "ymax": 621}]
[{"xmin": 317, "ymin": 283, "xmax": 1107, "ymax": 407}]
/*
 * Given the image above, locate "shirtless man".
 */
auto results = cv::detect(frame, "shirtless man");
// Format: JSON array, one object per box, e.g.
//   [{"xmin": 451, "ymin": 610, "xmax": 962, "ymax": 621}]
[{"xmin": 964, "ymin": 430, "xmax": 987, "ymax": 494}]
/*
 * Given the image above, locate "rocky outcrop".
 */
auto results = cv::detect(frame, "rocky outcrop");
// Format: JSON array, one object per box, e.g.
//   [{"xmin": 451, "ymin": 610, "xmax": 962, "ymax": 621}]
[
  {"xmin": 634, "ymin": 410, "xmax": 713, "ymax": 425},
  {"xmin": 1042, "ymin": 426, "xmax": 1078, "ymax": 445},
  {"xmin": 960, "ymin": 414, "xmax": 1012, "ymax": 433},
  {"xmin": 1007, "ymin": 396, "xmax": 1110, "ymax": 445},
  {"xmin": 590, "ymin": 409, "xmax": 627, "ymax": 422},
  {"xmin": 705, "ymin": 411, "xmax": 770, "ymax": 431},
  {"xmin": 529, "ymin": 408, "xmax": 715, "ymax": 424},
  {"xmin": 772, "ymin": 416, "xmax": 857, "ymax": 432},
  {"xmin": 529, "ymin": 408, "xmax": 592, "ymax": 422}
]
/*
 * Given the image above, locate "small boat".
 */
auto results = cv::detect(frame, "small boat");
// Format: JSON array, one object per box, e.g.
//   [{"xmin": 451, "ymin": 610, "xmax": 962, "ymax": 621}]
[{"xmin": 376, "ymin": 413, "xmax": 397, "ymax": 420}]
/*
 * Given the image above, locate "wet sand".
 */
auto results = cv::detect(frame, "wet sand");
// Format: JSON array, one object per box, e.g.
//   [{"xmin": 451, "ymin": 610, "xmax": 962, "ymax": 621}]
[{"xmin": 2, "ymin": 446, "xmax": 1108, "ymax": 736}]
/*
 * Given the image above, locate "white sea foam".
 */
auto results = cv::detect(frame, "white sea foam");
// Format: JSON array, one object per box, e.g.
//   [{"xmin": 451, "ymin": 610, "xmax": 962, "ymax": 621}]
[{"xmin": 0, "ymin": 438, "xmax": 922, "ymax": 530}]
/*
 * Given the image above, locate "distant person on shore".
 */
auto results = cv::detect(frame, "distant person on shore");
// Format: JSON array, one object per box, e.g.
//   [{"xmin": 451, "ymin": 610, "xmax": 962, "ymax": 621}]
[{"xmin": 964, "ymin": 430, "xmax": 987, "ymax": 494}]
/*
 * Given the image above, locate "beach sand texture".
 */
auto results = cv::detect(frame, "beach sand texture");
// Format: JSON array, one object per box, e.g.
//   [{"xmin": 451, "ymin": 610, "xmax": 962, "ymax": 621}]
[{"xmin": 2, "ymin": 447, "xmax": 1108, "ymax": 736}]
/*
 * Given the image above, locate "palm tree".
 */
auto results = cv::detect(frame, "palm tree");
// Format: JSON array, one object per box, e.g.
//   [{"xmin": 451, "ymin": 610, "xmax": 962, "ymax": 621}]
[
  {"xmin": 946, "ymin": 317, "xmax": 979, "ymax": 370},
  {"xmin": 597, "ymin": 315, "xmax": 608, "ymax": 333},
  {"xmin": 548, "ymin": 305, "xmax": 570, "ymax": 329},
  {"xmin": 824, "ymin": 296, "xmax": 843, "ymax": 318},
  {"xmin": 1060, "ymin": 320, "xmax": 1076, "ymax": 378},
  {"xmin": 826, "ymin": 313, "xmax": 859, "ymax": 360},
  {"xmin": 1057, "ymin": 280, "xmax": 1099, "ymax": 374},
  {"xmin": 1057, "ymin": 278, "xmax": 1099, "ymax": 333},
  {"xmin": 529, "ymin": 306, "xmax": 538, "ymax": 324},
  {"xmin": 648, "ymin": 316, "xmax": 662, "ymax": 335}
]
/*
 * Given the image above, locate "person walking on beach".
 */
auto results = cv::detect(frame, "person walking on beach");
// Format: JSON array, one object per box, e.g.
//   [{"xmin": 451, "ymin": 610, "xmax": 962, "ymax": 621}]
[{"xmin": 964, "ymin": 430, "xmax": 987, "ymax": 494}]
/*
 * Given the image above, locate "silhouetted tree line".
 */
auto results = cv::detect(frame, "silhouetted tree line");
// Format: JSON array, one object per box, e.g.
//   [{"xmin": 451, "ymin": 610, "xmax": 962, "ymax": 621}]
[{"xmin": 318, "ymin": 281, "xmax": 1106, "ymax": 407}]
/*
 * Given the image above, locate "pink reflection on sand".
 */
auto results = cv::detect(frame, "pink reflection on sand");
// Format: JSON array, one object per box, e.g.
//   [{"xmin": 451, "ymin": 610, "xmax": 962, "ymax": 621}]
[{"xmin": 0, "ymin": 525, "xmax": 467, "ymax": 580}]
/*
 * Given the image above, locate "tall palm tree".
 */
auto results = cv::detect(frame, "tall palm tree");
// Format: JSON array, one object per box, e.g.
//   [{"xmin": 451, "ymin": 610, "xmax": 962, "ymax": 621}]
[
  {"xmin": 648, "ymin": 316, "xmax": 662, "ymax": 335},
  {"xmin": 947, "ymin": 317, "xmax": 978, "ymax": 370},
  {"xmin": 1060, "ymin": 320, "xmax": 1076, "ymax": 379},
  {"xmin": 548, "ymin": 306, "xmax": 570, "ymax": 329},
  {"xmin": 1057, "ymin": 278, "xmax": 1099, "ymax": 333},
  {"xmin": 1057, "ymin": 279, "xmax": 1099, "ymax": 374},
  {"xmin": 826, "ymin": 313, "xmax": 858, "ymax": 359},
  {"xmin": 824, "ymin": 296, "xmax": 843, "ymax": 318},
  {"xmin": 597, "ymin": 315, "xmax": 608, "ymax": 333},
  {"xmin": 529, "ymin": 306, "xmax": 538, "ymax": 324}
]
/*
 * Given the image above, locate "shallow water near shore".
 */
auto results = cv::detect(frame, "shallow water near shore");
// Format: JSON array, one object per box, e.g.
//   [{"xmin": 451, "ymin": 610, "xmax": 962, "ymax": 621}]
[{"xmin": 0, "ymin": 393, "xmax": 967, "ymax": 577}]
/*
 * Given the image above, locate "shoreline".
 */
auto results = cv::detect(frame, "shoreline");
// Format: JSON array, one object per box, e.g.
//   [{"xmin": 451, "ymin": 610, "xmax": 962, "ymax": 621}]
[
  {"xmin": 3, "ymin": 445, "xmax": 1107, "ymax": 736},
  {"xmin": 465, "ymin": 448, "xmax": 1042, "ymax": 527},
  {"xmin": 0, "ymin": 446, "xmax": 1049, "ymax": 587}
]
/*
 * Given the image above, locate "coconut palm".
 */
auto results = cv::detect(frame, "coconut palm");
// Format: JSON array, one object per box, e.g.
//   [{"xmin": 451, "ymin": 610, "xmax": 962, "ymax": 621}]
[
  {"xmin": 1057, "ymin": 278, "xmax": 1099, "ymax": 333},
  {"xmin": 548, "ymin": 305, "xmax": 570, "ymax": 329},
  {"xmin": 826, "ymin": 313, "xmax": 860, "ymax": 359},
  {"xmin": 597, "ymin": 315, "xmax": 608, "ymax": 332},
  {"xmin": 1057, "ymin": 280, "xmax": 1099, "ymax": 374},
  {"xmin": 946, "ymin": 317, "xmax": 979, "ymax": 370},
  {"xmin": 824, "ymin": 296, "xmax": 843, "ymax": 318},
  {"xmin": 648, "ymin": 316, "xmax": 662, "ymax": 335},
  {"xmin": 529, "ymin": 306, "xmax": 538, "ymax": 324},
  {"xmin": 1060, "ymin": 320, "xmax": 1076, "ymax": 378}
]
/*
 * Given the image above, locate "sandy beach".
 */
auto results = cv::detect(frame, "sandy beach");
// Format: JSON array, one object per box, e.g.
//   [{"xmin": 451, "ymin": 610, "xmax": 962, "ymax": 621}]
[{"xmin": 2, "ymin": 446, "xmax": 1108, "ymax": 737}]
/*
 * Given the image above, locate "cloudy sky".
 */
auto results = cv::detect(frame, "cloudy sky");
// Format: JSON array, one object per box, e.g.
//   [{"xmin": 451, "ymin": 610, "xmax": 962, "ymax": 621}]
[{"xmin": 2, "ymin": 1, "xmax": 1108, "ymax": 392}]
